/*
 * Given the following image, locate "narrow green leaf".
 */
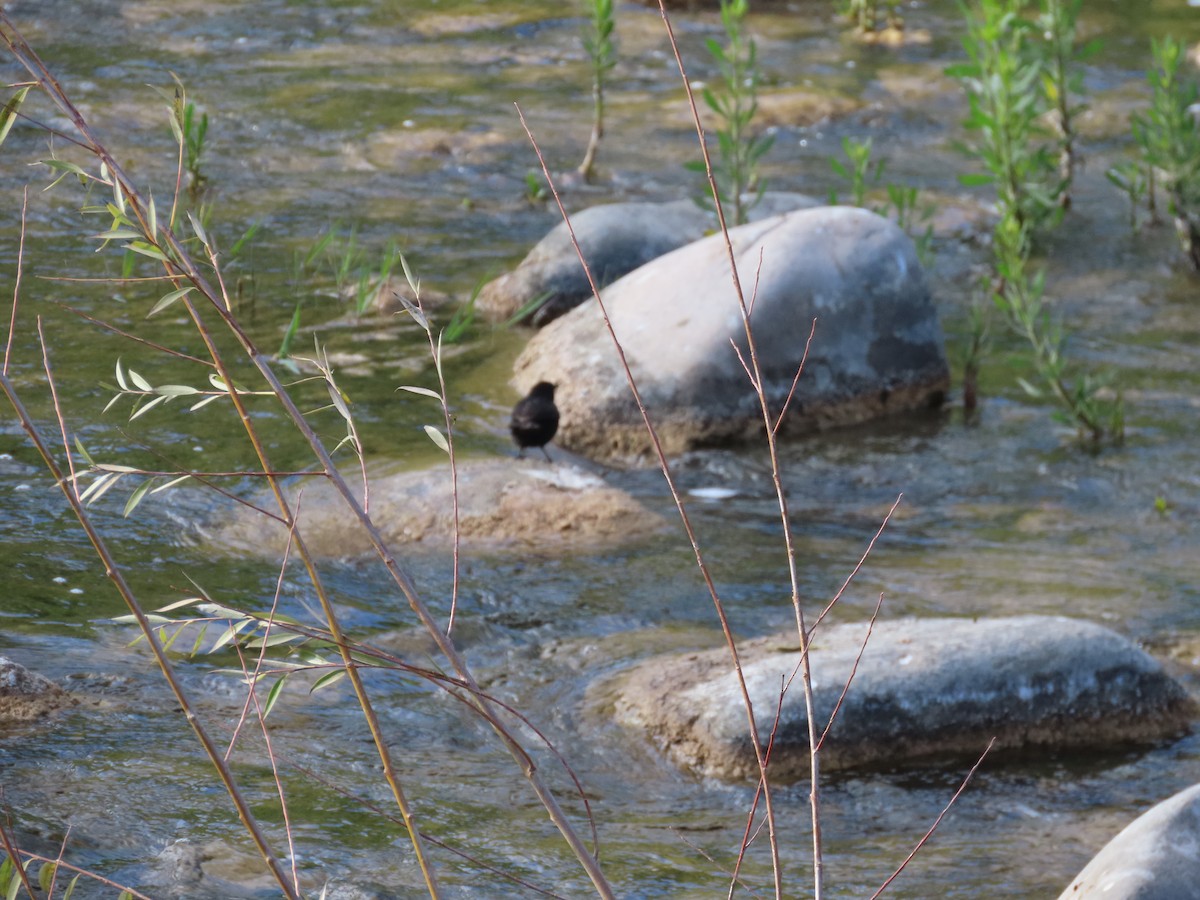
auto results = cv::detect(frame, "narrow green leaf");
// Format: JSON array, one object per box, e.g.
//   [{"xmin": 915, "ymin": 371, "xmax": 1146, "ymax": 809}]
[
  {"xmin": 62, "ymin": 872, "xmax": 82, "ymax": 900},
  {"xmin": 93, "ymin": 228, "xmax": 143, "ymax": 242},
  {"xmin": 209, "ymin": 619, "xmax": 252, "ymax": 653},
  {"xmin": 0, "ymin": 86, "xmax": 30, "ymax": 149},
  {"xmin": 79, "ymin": 472, "xmax": 118, "ymax": 504},
  {"xmin": 423, "ymin": 424, "xmax": 449, "ymax": 453},
  {"xmin": 245, "ymin": 631, "xmax": 303, "ymax": 650},
  {"xmin": 397, "ymin": 385, "xmax": 442, "ymax": 400},
  {"xmin": 311, "ymin": 669, "xmax": 347, "ymax": 693},
  {"xmin": 73, "ymin": 437, "xmax": 94, "ymax": 466},
  {"xmin": 155, "ymin": 384, "xmax": 201, "ymax": 398},
  {"xmin": 124, "ymin": 241, "xmax": 169, "ymax": 262},
  {"xmin": 112, "ymin": 613, "xmax": 176, "ymax": 625},
  {"xmin": 228, "ymin": 219, "xmax": 261, "ymax": 258},
  {"xmin": 187, "ymin": 210, "xmax": 209, "ymax": 248},
  {"xmin": 112, "ymin": 178, "xmax": 127, "ymax": 215},
  {"xmin": 1016, "ymin": 376, "xmax": 1043, "ymax": 398},
  {"xmin": 37, "ymin": 860, "xmax": 55, "ymax": 892},
  {"xmin": 41, "ymin": 159, "xmax": 88, "ymax": 177},
  {"xmin": 398, "ymin": 292, "xmax": 429, "ymax": 332},
  {"xmin": 129, "ymin": 394, "xmax": 167, "ymax": 421},
  {"xmin": 262, "ymin": 674, "xmax": 288, "ymax": 718},
  {"xmin": 149, "ymin": 475, "xmax": 192, "ymax": 496},
  {"xmin": 189, "ymin": 393, "xmax": 223, "ymax": 411},
  {"xmin": 327, "ymin": 382, "xmax": 352, "ymax": 422},
  {"xmin": 189, "ymin": 622, "xmax": 210, "ymax": 658},
  {"xmin": 156, "ymin": 596, "xmax": 206, "ymax": 613},
  {"xmin": 399, "ymin": 252, "xmax": 420, "ymax": 296},
  {"xmin": 957, "ymin": 172, "xmax": 996, "ymax": 187},
  {"xmin": 159, "ymin": 625, "xmax": 185, "ymax": 653},
  {"xmin": 123, "ymin": 478, "xmax": 155, "ymax": 517},
  {"xmin": 148, "ymin": 286, "xmax": 194, "ymax": 317},
  {"xmin": 147, "ymin": 194, "xmax": 157, "ymax": 239}
]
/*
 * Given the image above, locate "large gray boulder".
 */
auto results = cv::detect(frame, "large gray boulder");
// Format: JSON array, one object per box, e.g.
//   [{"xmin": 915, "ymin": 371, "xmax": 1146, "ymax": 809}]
[
  {"xmin": 1059, "ymin": 784, "xmax": 1200, "ymax": 899},
  {"xmin": 478, "ymin": 194, "xmax": 818, "ymax": 326},
  {"xmin": 513, "ymin": 205, "xmax": 948, "ymax": 462},
  {"xmin": 209, "ymin": 459, "xmax": 667, "ymax": 557},
  {"xmin": 607, "ymin": 616, "xmax": 1193, "ymax": 781}
]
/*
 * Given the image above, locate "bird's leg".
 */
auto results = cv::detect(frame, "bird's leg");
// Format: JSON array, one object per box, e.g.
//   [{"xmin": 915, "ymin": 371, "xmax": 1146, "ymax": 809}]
[{"xmin": 540, "ymin": 447, "xmax": 553, "ymax": 463}]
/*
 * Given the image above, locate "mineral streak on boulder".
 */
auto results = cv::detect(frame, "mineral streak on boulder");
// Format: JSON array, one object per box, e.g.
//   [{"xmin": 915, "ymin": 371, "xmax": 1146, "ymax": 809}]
[
  {"xmin": 514, "ymin": 206, "xmax": 949, "ymax": 463},
  {"xmin": 609, "ymin": 616, "xmax": 1194, "ymax": 781}
]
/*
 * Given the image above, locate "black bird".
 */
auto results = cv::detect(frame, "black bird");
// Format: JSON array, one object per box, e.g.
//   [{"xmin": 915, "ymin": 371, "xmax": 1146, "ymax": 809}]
[{"xmin": 510, "ymin": 381, "xmax": 559, "ymax": 461}]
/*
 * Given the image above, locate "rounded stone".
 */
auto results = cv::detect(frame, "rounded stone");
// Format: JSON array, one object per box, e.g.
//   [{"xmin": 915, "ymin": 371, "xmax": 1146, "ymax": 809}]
[{"xmin": 515, "ymin": 205, "xmax": 949, "ymax": 463}]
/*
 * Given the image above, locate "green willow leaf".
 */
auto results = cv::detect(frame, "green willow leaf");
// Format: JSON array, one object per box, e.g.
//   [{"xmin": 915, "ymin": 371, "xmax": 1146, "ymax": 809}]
[
  {"xmin": 148, "ymin": 286, "xmax": 194, "ymax": 317},
  {"xmin": 123, "ymin": 477, "xmax": 155, "ymax": 516},
  {"xmin": 0, "ymin": 86, "xmax": 30, "ymax": 149},
  {"xmin": 423, "ymin": 424, "xmax": 449, "ymax": 453}
]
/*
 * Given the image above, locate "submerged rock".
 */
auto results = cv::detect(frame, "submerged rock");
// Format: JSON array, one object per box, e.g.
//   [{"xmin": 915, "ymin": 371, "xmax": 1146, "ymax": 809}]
[
  {"xmin": 514, "ymin": 205, "xmax": 948, "ymax": 463},
  {"xmin": 0, "ymin": 657, "xmax": 74, "ymax": 723},
  {"xmin": 1058, "ymin": 783, "xmax": 1200, "ymax": 899},
  {"xmin": 208, "ymin": 459, "xmax": 668, "ymax": 557},
  {"xmin": 478, "ymin": 194, "xmax": 818, "ymax": 326},
  {"xmin": 608, "ymin": 616, "xmax": 1193, "ymax": 781}
]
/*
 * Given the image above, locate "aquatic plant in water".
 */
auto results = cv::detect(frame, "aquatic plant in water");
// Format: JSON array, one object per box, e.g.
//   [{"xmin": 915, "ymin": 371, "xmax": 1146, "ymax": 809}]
[
  {"xmin": 948, "ymin": 0, "xmax": 1066, "ymax": 237},
  {"xmin": 578, "ymin": 0, "xmax": 617, "ymax": 182},
  {"xmin": 686, "ymin": 0, "xmax": 773, "ymax": 226},
  {"xmin": 828, "ymin": 136, "xmax": 935, "ymax": 265},
  {"xmin": 951, "ymin": 0, "xmax": 1118, "ymax": 443},
  {"xmin": 1131, "ymin": 36, "xmax": 1200, "ymax": 271}
]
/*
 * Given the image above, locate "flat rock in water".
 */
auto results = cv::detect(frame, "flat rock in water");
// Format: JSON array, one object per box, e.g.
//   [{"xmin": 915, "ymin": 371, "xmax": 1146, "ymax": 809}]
[
  {"xmin": 608, "ymin": 616, "xmax": 1194, "ymax": 781},
  {"xmin": 208, "ymin": 459, "xmax": 667, "ymax": 557},
  {"xmin": 514, "ymin": 205, "xmax": 948, "ymax": 463},
  {"xmin": 1059, "ymin": 783, "xmax": 1200, "ymax": 899},
  {"xmin": 0, "ymin": 657, "xmax": 74, "ymax": 723},
  {"xmin": 478, "ymin": 194, "xmax": 818, "ymax": 326}
]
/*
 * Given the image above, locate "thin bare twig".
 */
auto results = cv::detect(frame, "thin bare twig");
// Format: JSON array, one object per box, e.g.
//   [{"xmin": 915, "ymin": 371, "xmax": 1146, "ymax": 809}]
[
  {"xmin": 869, "ymin": 738, "xmax": 996, "ymax": 899},
  {"xmin": 0, "ymin": 16, "xmax": 621, "ymax": 899},
  {"xmin": 655, "ymin": 1, "xmax": 808, "ymax": 892},
  {"xmin": 235, "ymin": 505, "xmax": 301, "ymax": 891},
  {"xmin": 2, "ymin": 847, "xmax": 155, "ymax": 900},
  {"xmin": 3, "ymin": 185, "xmax": 26, "ymax": 377},
  {"xmin": 0, "ymin": 18, "xmax": 441, "ymax": 895},
  {"xmin": 0, "ymin": 319, "xmax": 301, "ymax": 900},
  {"xmin": 810, "ymin": 494, "xmax": 903, "ymax": 636},
  {"xmin": 0, "ymin": 810, "xmax": 38, "ymax": 899},
  {"xmin": 670, "ymin": 828, "xmax": 765, "ymax": 900},
  {"xmin": 54, "ymin": 301, "xmax": 216, "ymax": 367},
  {"xmin": 773, "ymin": 318, "xmax": 817, "ymax": 434},
  {"xmin": 815, "ymin": 592, "xmax": 886, "ymax": 752},
  {"xmin": 516, "ymin": 100, "xmax": 777, "ymax": 897},
  {"xmin": 408, "ymin": 294, "xmax": 464, "ymax": 636},
  {"xmin": 729, "ymin": 680, "xmax": 789, "ymax": 897}
]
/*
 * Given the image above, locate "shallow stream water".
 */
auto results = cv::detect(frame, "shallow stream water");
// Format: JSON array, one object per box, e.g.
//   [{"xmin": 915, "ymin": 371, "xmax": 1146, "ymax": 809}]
[{"xmin": 2, "ymin": 0, "xmax": 1200, "ymax": 897}]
